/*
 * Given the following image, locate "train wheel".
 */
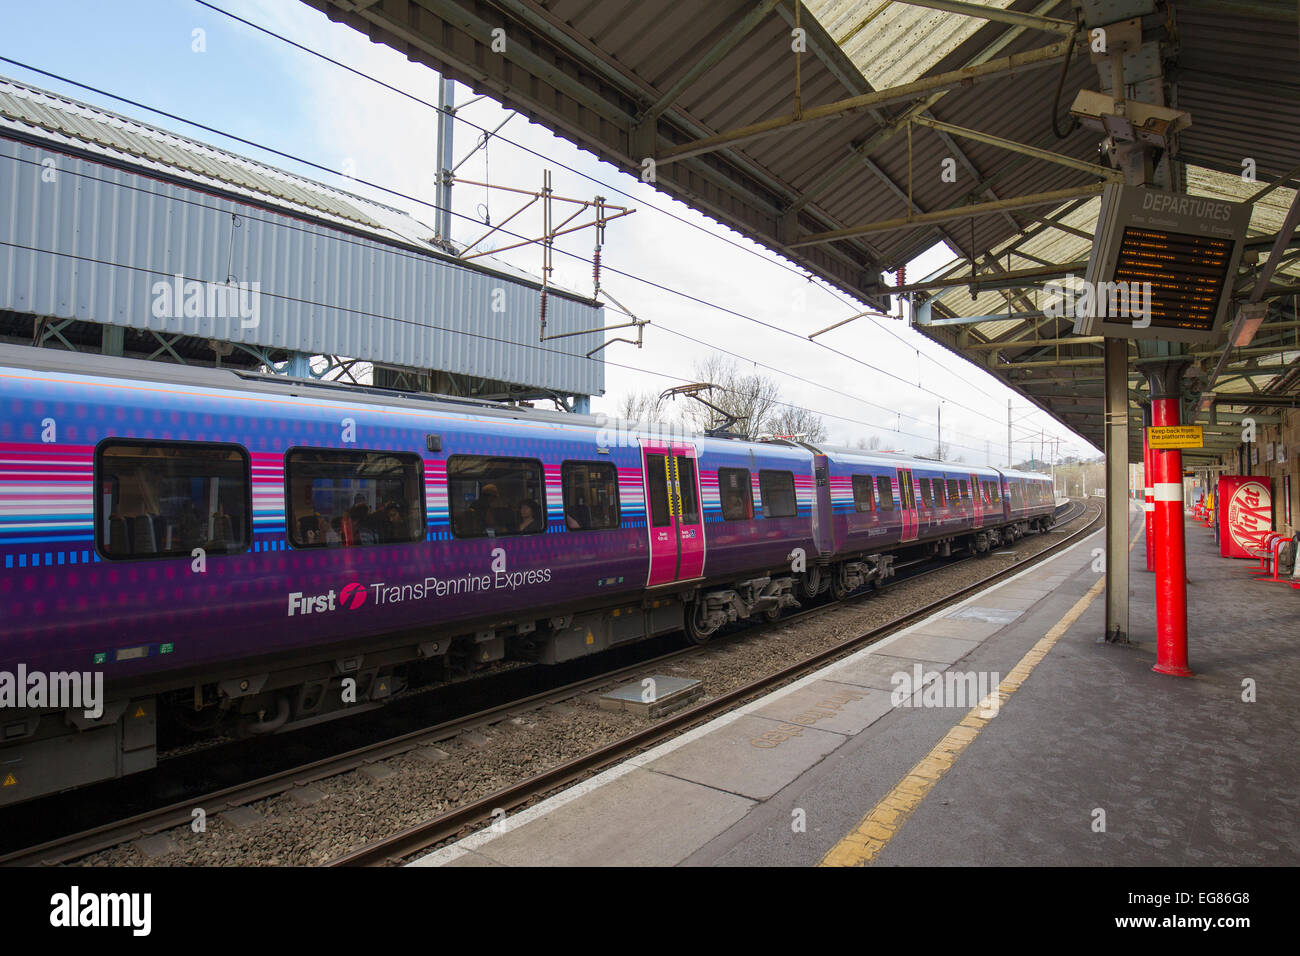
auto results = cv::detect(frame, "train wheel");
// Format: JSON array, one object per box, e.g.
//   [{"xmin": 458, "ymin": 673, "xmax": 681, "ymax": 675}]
[
  {"xmin": 763, "ymin": 605, "xmax": 782, "ymax": 623},
  {"xmin": 684, "ymin": 600, "xmax": 718, "ymax": 645},
  {"xmin": 830, "ymin": 566, "xmax": 850, "ymax": 602}
]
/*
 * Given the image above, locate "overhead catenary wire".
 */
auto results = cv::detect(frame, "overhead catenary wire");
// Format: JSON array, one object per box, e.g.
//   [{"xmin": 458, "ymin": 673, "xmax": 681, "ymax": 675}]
[
  {"xmin": 183, "ymin": 1, "xmax": 1020, "ymax": 406},
  {"xmin": 0, "ymin": 55, "xmax": 1033, "ymax": 434},
  {"xmin": 0, "ymin": 57, "xmax": 1085, "ymax": 452},
  {"xmin": 0, "ymin": 149, "xmax": 1027, "ymax": 452},
  {"xmin": 0, "ymin": 236, "xmax": 1000, "ymax": 456}
]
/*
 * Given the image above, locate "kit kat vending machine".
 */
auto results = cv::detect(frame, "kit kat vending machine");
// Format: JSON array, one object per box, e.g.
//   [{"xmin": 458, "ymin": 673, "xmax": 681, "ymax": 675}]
[{"xmin": 1217, "ymin": 475, "xmax": 1272, "ymax": 559}]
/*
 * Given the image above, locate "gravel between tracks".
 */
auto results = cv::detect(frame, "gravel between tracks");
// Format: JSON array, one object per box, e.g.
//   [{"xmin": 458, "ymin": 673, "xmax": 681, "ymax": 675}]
[{"xmin": 76, "ymin": 506, "xmax": 1096, "ymax": 867}]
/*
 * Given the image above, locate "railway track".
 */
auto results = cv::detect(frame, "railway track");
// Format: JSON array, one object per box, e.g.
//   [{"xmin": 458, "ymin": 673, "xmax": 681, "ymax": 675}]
[
  {"xmin": 330, "ymin": 499, "xmax": 1099, "ymax": 867},
  {"xmin": 1, "ymin": 500, "xmax": 1093, "ymax": 867}
]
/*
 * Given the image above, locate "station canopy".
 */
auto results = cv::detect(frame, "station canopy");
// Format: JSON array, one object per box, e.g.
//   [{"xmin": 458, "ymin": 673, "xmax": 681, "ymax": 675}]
[{"xmin": 307, "ymin": 0, "xmax": 1300, "ymax": 458}]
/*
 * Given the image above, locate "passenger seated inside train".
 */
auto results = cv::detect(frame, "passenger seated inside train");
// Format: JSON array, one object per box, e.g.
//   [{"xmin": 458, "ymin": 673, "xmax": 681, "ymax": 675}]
[
  {"xmin": 518, "ymin": 499, "xmax": 544, "ymax": 534},
  {"xmin": 565, "ymin": 504, "xmax": 591, "ymax": 530},
  {"xmin": 464, "ymin": 483, "xmax": 514, "ymax": 536}
]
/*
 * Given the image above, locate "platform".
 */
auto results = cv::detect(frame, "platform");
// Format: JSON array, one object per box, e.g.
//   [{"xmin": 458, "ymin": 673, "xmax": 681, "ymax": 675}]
[{"xmin": 412, "ymin": 505, "xmax": 1298, "ymax": 867}]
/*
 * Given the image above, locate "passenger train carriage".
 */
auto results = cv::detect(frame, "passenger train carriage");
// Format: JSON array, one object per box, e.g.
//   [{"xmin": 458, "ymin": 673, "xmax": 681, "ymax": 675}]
[{"xmin": 0, "ymin": 346, "xmax": 1055, "ymax": 805}]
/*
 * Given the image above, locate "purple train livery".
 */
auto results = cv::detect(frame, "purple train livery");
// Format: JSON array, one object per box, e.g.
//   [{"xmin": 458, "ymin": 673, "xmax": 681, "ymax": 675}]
[{"xmin": 0, "ymin": 345, "xmax": 1055, "ymax": 804}]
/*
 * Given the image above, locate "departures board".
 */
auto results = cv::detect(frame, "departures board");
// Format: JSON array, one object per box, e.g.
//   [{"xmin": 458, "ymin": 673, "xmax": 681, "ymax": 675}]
[{"xmin": 1074, "ymin": 185, "xmax": 1250, "ymax": 344}]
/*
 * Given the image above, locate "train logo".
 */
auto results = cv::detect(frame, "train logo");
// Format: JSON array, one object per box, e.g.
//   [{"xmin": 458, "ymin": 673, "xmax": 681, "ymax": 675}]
[
  {"xmin": 286, "ymin": 583, "xmax": 367, "ymax": 616},
  {"xmin": 339, "ymin": 582, "xmax": 368, "ymax": 610}
]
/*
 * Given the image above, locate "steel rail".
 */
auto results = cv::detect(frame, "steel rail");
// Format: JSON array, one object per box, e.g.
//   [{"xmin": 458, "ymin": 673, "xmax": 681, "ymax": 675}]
[
  {"xmin": 2, "ymin": 502, "xmax": 1086, "ymax": 867},
  {"xmin": 327, "ymin": 502, "xmax": 1098, "ymax": 866}
]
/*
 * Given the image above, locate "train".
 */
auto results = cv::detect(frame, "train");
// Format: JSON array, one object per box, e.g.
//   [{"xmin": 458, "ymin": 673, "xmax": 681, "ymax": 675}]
[{"xmin": 0, "ymin": 344, "xmax": 1055, "ymax": 805}]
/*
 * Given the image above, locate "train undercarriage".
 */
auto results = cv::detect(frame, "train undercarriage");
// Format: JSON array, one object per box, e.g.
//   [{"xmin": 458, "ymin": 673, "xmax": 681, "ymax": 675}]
[{"xmin": 0, "ymin": 513, "xmax": 1056, "ymax": 808}]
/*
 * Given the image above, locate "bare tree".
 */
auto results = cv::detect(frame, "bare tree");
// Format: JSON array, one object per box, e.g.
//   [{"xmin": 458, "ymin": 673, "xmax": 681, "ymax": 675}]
[
  {"xmin": 768, "ymin": 404, "xmax": 828, "ymax": 442},
  {"xmin": 617, "ymin": 389, "xmax": 669, "ymax": 425}
]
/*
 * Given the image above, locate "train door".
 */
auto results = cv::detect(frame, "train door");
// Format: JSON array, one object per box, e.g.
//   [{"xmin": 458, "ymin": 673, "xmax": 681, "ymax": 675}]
[
  {"xmin": 897, "ymin": 467, "xmax": 919, "ymax": 542},
  {"xmin": 970, "ymin": 473, "xmax": 984, "ymax": 528},
  {"xmin": 811, "ymin": 455, "xmax": 834, "ymax": 556},
  {"xmin": 640, "ymin": 441, "xmax": 706, "ymax": 587}
]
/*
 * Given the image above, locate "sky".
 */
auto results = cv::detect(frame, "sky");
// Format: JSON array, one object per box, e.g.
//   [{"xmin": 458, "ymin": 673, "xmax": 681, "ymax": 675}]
[{"xmin": 0, "ymin": 0, "xmax": 1098, "ymax": 466}]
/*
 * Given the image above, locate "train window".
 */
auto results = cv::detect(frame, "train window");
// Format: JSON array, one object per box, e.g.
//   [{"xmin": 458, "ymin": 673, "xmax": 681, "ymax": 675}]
[
  {"xmin": 932, "ymin": 479, "xmax": 945, "ymax": 507},
  {"xmin": 945, "ymin": 478, "xmax": 960, "ymax": 504},
  {"xmin": 287, "ymin": 449, "xmax": 424, "ymax": 548},
  {"xmin": 759, "ymin": 470, "xmax": 797, "ymax": 518},
  {"xmin": 96, "ymin": 440, "xmax": 250, "ymax": 559},
  {"xmin": 677, "ymin": 457, "xmax": 700, "ymax": 524},
  {"xmin": 719, "ymin": 467, "xmax": 754, "ymax": 520},
  {"xmin": 561, "ymin": 461, "xmax": 620, "ymax": 530},
  {"xmin": 959, "ymin": 479, "xmax": 970, "ymax": 502},
  {"xmin": 851, "ymin": 474, "xmax": 874, "ymax": 512},
  {"xmin": 646, "ymin": 454, "xmax": 671, "ymax": 527},
  {"xmin": 447, "ymin": 455, "xmax": 545, "ymax": 538},
  {"xmin": 875, "ymin": 475, "xmax": 894, "ymax": 510},
  {"xmin": 919, "ymin": 478, "xmax": 933, "ymax": 508}
]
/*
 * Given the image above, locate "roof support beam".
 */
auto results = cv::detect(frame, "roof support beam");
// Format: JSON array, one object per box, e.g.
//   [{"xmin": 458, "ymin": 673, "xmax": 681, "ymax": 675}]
[
  {"xmin": 904, "ymin": 259, "xmax": 1088, "ymax": 295},
  {"xmin": 789, "ymin": 185, "xmax": 1105, "ymax": 247},
  {"xmin": 1020, "ymin": 213, "xmax": 1094, "ymax": 241},
  {"xmin": 1243, "ymin": 187, "xmax": 1300, "ymax": 303},
  {"xmin": 911, "ymin": 198, "xmax": 1093, "ymax": 294},
  {"xmin": 966, "ymin": 336, "xmax": 1103, "ymax": 351},
  {"xmin": 887, "ymin": 0, "xmax": 1077, "ymax": 35},
  {"xmin": 917, "ymin": 309, "xmax": 1047, "ymax": 327},
  {"xmin": 658, "ymin": 39, "xmax": 1076, "ymax": 164},
  {"xmin": 788, "ymin": 0, "xmax": 1068, "ymax": 216},
  {"xmin": 908, "ymin": 115, "xmax": 1121, "ymax": 182},
  {"xmin": 772, "ymin": 1, "xmax": 1021, "ymax": 242}
]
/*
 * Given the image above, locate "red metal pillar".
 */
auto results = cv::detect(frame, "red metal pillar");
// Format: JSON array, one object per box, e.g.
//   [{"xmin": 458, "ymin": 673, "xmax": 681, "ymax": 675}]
[
  {"xmin": 1148, "ymin": 367, "xmax": 1192, "ymax": 677},
  {"xmin": 1143, "ymin": 402, "xmax": 1154, "ymax": 572}
]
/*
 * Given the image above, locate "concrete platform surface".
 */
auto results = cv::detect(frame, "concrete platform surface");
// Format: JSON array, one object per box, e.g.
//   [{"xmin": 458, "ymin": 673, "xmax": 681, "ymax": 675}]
[{"xmin": 412, "ymin": 507, "xmax": 1298, "ymax": 867}]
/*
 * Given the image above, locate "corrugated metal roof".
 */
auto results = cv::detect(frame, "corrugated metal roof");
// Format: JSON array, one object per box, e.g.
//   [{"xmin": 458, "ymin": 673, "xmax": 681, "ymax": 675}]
[
  {"xmin": 810, "ymin": 0, "xmax": 1023, "ymax": 91},
  {"xmin": 0, "ymin": 74, "xmax": 595, "ymax": 297},
  {"xmin": 0, "ymin": 79, "xmax": 388, "ymax": 232},
  {"xmin": 0, "ymin": 77, "xmax": 607, "ymax": 397}
]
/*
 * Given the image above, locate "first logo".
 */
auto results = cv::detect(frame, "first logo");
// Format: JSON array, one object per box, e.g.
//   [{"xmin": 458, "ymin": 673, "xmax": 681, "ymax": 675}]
[{"xmin": 339, "ymin": 582, "xmax": 368, "ymax": 609}]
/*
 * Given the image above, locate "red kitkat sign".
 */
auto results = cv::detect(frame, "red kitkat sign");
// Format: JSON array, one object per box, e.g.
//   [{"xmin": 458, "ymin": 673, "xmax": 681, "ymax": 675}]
[{"xmin": 1217, "ymin": 475, "xmax": 1272, "ymax": 559}]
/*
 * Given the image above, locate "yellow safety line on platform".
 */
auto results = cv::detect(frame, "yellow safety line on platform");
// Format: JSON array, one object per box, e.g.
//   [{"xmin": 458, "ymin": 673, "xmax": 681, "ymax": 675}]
[{"xmin": 818, "ymin": 523, "xmax": 1140, "ymax": 867}]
